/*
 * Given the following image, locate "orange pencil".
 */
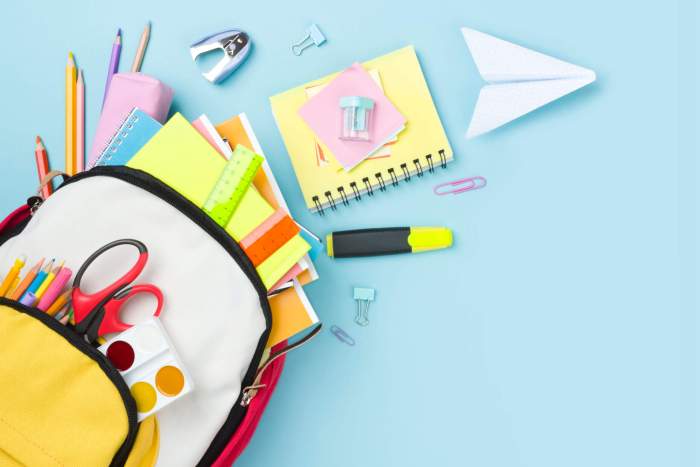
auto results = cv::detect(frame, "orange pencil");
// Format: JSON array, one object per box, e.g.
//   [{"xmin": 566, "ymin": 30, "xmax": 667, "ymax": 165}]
[
  {"xmin": 46, "ymin": 290, "xmax": 71, "ymax": 316},
  {"xmin": 9, "ymin": 258, "xmax": 44, "ymax": 301},
  {"xmin": 35, "ymin": 136, "xmax": 51, "ymax": 198},
  {"xmin": 76, "ymin": 70, "xmax": 85, "ymax": 173},
  {"xmin": 6, "ymin": 276, "xmax": 20, "ymax": 298},
  {"xmin": 131, "ymin": 22, "xmax": 151, "ymax": 72},
  {"xmin": 65, "ymin": 53, "xmax": 77, "ymax": 176}
]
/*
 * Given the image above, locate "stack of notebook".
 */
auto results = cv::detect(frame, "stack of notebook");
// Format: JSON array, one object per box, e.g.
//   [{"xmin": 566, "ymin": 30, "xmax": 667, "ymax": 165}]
[
  {"xmin": 270, "ymin": 46, "xmax": 453, "ymax": 214},
  {"xmin": 94, "ymin": 110, "xmax": 320, "ymax": 348}
]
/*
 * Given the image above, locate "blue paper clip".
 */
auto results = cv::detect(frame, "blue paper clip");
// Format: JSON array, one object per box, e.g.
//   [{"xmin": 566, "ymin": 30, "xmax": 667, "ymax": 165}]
[
  {"xmin": 330, "ymin": 325, "xmax": 355, "ymax": 346},
  {"xmin": 433, "ymin": 176, "xmax": 487, "ymax": 196}
]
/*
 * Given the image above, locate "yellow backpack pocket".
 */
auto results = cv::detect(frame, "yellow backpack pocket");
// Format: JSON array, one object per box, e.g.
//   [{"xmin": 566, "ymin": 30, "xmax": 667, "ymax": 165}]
[{"xmin": 0, "ymin": 299, "xmax": 138, "ymax": 466}]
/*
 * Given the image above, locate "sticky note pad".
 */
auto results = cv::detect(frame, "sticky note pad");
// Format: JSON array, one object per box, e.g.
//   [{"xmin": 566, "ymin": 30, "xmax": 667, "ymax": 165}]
[
  {"xmin": 256, "ymin": 235, "xmax": 310, "ymax": 290},
  {"xmin": 127, "ymin": 113, "xmax": 274, "ymax": 240}
]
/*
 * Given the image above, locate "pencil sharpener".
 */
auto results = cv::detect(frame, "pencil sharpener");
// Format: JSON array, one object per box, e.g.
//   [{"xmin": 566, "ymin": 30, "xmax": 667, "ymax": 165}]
[
  {"xmin": 190, "ymin": 30, "xmax": 252, "ymax": 84},
  {"xmin": 340, "ymin": 96, "xmax": 375, "ymax": 141}
]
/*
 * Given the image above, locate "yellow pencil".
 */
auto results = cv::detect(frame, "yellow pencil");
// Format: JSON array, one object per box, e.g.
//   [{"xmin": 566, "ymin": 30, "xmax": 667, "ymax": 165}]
[
  {"xmin": 65, "ymin": 53, "xmax": 77, "ymax": 176},
  {"xmin": 0, "ymin": 255, "xmax": 26, "ymax": 296},
  {"xmin": 34, "ymin": 260, "xmax": 64, "ymax": 301},
  {"xmin": 131, "ymin": 22, "xmax": 151, "ymax": 72},
  {"xmin": 6, "ymin": 276, "xmax": 20, "ymax": 298},
  {"xmin": 46, "ymin": 289, "xmax": 71, "ymax": 316}
]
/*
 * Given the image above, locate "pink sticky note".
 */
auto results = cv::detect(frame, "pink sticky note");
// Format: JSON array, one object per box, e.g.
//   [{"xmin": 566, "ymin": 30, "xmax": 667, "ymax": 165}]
[{"xmin": 298, "ymin": 63, "xmax": 406, "ymax": 171}]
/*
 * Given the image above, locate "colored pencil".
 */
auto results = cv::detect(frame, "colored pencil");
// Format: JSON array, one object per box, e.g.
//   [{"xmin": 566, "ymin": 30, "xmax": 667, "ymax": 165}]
[
  {"xmin": 9, "ymin": 258, "xmax": 44, "ymax": 301},
  {"xmin": 76, "ymin": 70, "xmax": 85, "ymax": 173},
  {"xmin": 34, "ymin": 260, "xmax": 64, "ymax": 301},
  {"xmin": 131, "ymin": 22, "xmax": 151, "ymax": 72},
  {"xmin": 35, "ymin": 137, "xmax": 51, "ymax": 198},
  {"xmin": 46, "ymin": 290, "xmax": 71, "ymax": 316},
  {"xmin": 0, "ymin": 255, "xmax": 26, "ymax": 297},
  {"xmin": 22, "ymin": 259, "xmax": 54, "ymax": 301},
  {"xmin": 65, "ymin": 53, "xmax": 77, "ymax": 176},
  {"xmin": 59, "ymin": 309, "xmax": 71, "ymax": 325},
  {"xmin": 7, "ymin": 276, "xmax": 20, "ymax": 297},
  {"xmin": 102, "ymin": 29, "xmax": 122, "ymax": 106},
  {"xmin": 37, "ymin": 266, "xmax": 72, "ymax": 311}
]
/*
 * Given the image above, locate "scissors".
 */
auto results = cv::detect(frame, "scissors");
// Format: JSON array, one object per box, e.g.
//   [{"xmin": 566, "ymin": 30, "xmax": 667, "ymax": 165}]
[{"xmin": 72, "ymin": 239, "xmax": 163, "ymax": 343}]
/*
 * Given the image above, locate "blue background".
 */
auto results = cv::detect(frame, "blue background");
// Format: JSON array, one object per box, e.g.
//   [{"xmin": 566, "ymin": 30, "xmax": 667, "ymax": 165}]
[{"xmin": 1, "ymin": 1, "xmax": 697, "ymax": 466}]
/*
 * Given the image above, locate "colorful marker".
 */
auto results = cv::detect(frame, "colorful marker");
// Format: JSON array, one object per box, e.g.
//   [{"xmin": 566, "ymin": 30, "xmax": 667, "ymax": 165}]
[
  {"xmin": 37, "ymin": 266, "xmax": 72, "ymax": 312},
  {"xmin": 326, "ymin": 227, "xmax": 453, "ymax": 258}
]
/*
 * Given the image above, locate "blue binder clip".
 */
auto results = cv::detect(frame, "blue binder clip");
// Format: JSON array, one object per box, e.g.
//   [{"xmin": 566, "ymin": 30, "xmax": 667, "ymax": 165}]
[{"xmin": 292, "ymin": 24, "xmax": 326, "ymax": 56}]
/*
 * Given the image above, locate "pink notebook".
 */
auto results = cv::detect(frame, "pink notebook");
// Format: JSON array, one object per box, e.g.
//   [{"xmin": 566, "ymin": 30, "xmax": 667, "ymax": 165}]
[{"xmin": 298, "ymin": 63, "xmax": 405, "ymax": 171}]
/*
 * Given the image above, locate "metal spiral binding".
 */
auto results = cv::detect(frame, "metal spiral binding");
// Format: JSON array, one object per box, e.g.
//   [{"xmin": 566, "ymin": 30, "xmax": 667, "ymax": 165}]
[
  {"xmin": 375, "ymin": 173, "xmax": 386, "ymax": 191},
  {"xmin": 350, "ymin": 181, "xmax": 361, "ymax": 200},
  {"xmin": 324, "ymin": 191, "xmax": 337, "ymax": 210},
  {"xmin": 400, "ymin": 163, "xmax": 411, "ymax": 180},
  {"xmin": 338, "ymin": 186, "xmax": 349, "ymax": 205},
  {"xmin": 438, "ymin": 149, "xmax": 447, "ymax": 168},
  {"xmin": 362, "ymin": 177, "xmax": 374, "ymax": 196},
  {"xmin": 413, "ymin": 159, "xmax": 424, "ymax": 177},
  {"xmin": 388, "ymin": 168, "xmax": 399, "ymax": 187},
  {"xmin": 426, "ymin": 154, "xmax": 435, "ymax": 173},
  {"xmin": 310, "ymin": 149, "xmax": 449, "ymax": 214}
]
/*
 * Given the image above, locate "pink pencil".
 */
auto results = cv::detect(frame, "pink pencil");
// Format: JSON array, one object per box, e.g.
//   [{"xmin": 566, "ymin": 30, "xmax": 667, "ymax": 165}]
[{"xmin": 75, "ymin": 69, "xmax": 85, "ymax": 172}]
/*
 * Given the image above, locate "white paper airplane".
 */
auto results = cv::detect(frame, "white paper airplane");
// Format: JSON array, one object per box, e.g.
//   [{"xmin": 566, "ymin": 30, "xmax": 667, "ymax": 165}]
[{"xmin": 462, "ymin": 27, "xmax": 596, "ymax": 139}]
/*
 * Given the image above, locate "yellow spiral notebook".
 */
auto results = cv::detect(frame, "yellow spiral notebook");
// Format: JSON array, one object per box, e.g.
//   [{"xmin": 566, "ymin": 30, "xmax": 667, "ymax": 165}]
[{"xmin": 270, "ymin": 46, "xmax": 453, "ymax": 214}]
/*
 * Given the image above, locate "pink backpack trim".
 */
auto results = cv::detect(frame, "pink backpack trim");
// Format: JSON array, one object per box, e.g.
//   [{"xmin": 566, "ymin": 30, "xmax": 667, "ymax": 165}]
[{"xmin": 213, "ymin": 343, "xmax": 287, "ymax": 465}]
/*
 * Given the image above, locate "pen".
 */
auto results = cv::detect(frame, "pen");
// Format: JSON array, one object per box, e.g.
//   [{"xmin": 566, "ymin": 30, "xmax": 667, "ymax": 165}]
[{"xmin": 326, "ymin": 227, "xmax": 453, "ymax": 258}]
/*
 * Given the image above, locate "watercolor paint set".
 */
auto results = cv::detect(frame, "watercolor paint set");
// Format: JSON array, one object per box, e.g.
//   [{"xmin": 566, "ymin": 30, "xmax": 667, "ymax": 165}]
[{"xmin": 99, "ymin": 317, "xmax": 192, "ymax": 421}]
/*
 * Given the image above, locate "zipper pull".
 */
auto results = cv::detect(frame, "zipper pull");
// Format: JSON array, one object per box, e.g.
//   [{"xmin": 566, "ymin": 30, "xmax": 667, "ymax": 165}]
[
  {"xmin": 26, "ymin": 196, "xmax": 43, "ymax": 214},
  {"xmin": 241, "ymin": 323, "xmax": 322, "ymax": 407}
]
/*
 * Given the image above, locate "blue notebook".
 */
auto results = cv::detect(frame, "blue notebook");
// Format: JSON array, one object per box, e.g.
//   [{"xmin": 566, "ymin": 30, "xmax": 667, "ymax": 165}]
[{"xmin": 94, "ymin": 108, "xmax": 162, "ymax": 166}]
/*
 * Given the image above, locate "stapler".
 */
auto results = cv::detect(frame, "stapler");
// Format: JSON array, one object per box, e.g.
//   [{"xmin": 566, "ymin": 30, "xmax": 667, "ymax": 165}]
[{"xmin": 190, "ymin": 30, "xmax": 252, "ymax": 84}]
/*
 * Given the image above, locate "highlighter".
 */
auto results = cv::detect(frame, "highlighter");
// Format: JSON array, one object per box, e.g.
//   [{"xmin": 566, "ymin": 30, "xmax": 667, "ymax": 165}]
[{"xmin": 326, "ymin": 227, "xmax": 452, "ymax": 258}]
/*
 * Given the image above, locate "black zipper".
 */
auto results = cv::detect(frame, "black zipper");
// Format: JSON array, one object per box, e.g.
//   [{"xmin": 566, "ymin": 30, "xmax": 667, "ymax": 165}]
[
  {"xmin": 0, "ymin": 297, "xmax": 138, "ymax": 466},
  {"xmin": 57, "ymin": 166, "xmax": 273, "ymax": 465}
]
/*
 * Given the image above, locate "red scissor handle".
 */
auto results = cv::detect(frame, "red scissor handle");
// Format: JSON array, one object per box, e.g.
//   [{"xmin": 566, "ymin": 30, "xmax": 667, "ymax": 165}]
[
  {"xmin": 72, "ymin": 239, "xmax": 151, "ymax": 337},
  {"xmin": 98, "ymin": 283, "xmax": 164, "ymax": 336}
]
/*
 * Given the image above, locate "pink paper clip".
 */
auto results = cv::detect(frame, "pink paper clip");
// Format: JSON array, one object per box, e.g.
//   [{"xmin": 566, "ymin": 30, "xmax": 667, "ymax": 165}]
[{"xmin": 433, "ymin": 176, "xmax": 487, "ymax": 196}]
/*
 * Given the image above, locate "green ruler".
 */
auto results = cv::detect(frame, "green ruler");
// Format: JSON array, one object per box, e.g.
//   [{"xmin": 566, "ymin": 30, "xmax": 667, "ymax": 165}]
[{"xmin": 203, "ymin": 145, "xmax": 264, "ymax": 227}]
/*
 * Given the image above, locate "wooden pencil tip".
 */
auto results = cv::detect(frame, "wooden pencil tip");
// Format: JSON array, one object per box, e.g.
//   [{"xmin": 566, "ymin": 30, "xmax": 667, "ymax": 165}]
[
  {"xmin": 35, "ymin": 135, "xmax": 41, "ymax": 144},
  {"xmin": 67, "ymin": 53, "xmax": 75, "ymax": 66}
]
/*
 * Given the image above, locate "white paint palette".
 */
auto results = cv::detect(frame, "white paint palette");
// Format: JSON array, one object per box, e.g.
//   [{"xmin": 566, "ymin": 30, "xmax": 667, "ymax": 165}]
[{"xmin": 99, "ymin": 317, "xmax": 193, "ymax": 421}]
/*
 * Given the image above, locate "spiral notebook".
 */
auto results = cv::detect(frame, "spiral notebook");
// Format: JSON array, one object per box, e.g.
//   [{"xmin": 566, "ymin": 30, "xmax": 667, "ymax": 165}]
[
  {"xmin": 93, "ymin": 108, "xmax": 162, "ymax": 167},
  {"xmin": 270, "ymin": 46, "xmax": 453, "ymax": 214}
]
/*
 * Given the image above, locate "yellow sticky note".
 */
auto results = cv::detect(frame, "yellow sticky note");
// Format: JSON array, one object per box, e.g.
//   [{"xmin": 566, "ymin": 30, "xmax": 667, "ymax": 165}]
[
  {"xmin": 127, "ymin": 113, "xmax": 274, "ymax": 238},
  {"xmin": 256, "ymin": 235, "xmax": 310, "ymax": 289}
]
